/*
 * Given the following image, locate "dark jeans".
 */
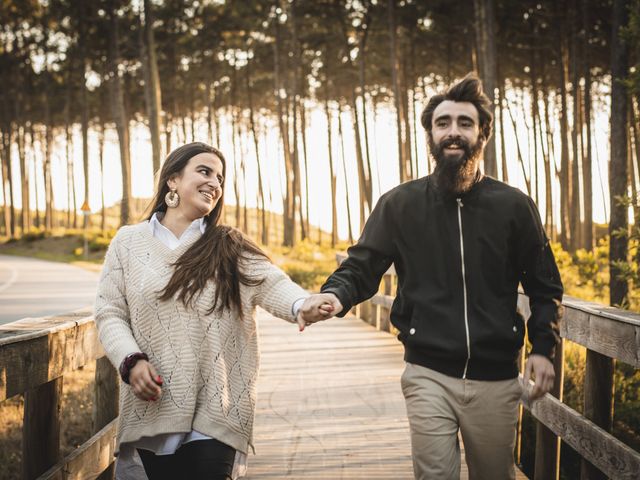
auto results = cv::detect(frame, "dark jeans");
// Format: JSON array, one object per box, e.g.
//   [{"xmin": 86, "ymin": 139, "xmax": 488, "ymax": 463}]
[{"xmin": 137, "ymin": 438, "xmax": 235, "ymax": 480}]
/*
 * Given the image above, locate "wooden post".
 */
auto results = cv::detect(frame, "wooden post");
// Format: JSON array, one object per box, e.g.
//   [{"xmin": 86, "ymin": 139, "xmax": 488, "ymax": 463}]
[
  {"xmin": 379, "ymin": 305, "xmax": 390, "ymax": 332},
  {"xmin": 382, "ymin": 274, "xmax": 392, "ymax": 295},
  {"xmin": 94, "ymin": 356, "xmax": 119, "ymax": 480},
  {"xmin": 534, "ymin": 339, "xmax": 564, "ymax": 480},
  {"xmin": 381, "ymin": 274, "xmax": 393, "ymax": 332},
  {"xmin": 360, "ymin": 300, "xmax": 373, "ymax": 326},
  {"xmin": 22, "ymin": 377, "xmax": 62, "ymax": 479},
  {"xmin": 515, "ymin": 346, "xmax": 526, "ymax": 466},
  {"xmin": 580, "ymin": 350, "xmax": 614, "ymax": 480}
]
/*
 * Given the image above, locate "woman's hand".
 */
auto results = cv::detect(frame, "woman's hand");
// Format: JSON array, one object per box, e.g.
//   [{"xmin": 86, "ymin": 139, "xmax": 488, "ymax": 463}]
[
  {"xmin": 129, "ymin": 360, "xmax": 163, "ymax": 401},
  {"xmin": 297, "ymin": 293, "xmax": 343, "ymax": 331}
]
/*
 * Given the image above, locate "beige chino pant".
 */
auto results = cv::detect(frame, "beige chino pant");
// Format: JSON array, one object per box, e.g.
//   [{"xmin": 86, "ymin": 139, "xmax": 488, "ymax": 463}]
[{"xmin": 401, "ymin": 362, "xmax": 522, "ymax": 480}]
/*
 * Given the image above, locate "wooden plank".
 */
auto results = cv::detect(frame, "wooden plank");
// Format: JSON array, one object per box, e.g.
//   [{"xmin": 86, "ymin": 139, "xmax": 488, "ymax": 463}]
[
  {"xmin": 0, "ymin": 316, "xmax": 104, "ymax": 401},
  {"xmin": 371, "ymin": 294, "xmax": 393, "ymax": 309},
  {"xmin": 248, "ymin": 309, "xmax": 526, "ymax": 479},
  {"xmin": 0, "ymin": 310, "xmax": 94, "ymax": 345},
  {"xmin": 38, "ymin": 419, "xmax": 117, "ymax": 480},
  {"xmin": 561, "ymin": 295, "xmax": 640, "ymax": 327},
  {"xmin": 563, "ymin": 310, "xmax": 639, "ymax": 367},
  {"xmin": 23, "ymin": 377, "xmax": 62, "ymax": 480},
  {"xmin": 518, "ymin": 293, "xmax": 640, "ymax": 367},
  {"xmin": 528, "ymin": 392, "xmax": 640, "ymax": 479}
]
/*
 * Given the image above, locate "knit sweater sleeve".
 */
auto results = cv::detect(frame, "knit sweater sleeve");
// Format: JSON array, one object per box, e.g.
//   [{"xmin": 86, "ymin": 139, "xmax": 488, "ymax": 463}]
[
  {"xmin": 94, "ymin": 228, "xmax": 141, "ymax": 369},
  {"xmin": 241, "ymin": 254, "xmax": 309, "ymax": 323}
]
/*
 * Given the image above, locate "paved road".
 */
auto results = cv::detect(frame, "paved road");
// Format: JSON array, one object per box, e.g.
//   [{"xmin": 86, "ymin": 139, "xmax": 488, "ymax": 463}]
[{"xmin": 0, "ymin": 254, "xmax": 99, "ymax": 325}]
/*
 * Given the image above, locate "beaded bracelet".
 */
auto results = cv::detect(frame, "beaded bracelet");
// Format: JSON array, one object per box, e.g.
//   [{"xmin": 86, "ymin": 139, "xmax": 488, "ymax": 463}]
[{"xmin": 119, "ymin": 352, "xmax": 149, "ymax": 384}]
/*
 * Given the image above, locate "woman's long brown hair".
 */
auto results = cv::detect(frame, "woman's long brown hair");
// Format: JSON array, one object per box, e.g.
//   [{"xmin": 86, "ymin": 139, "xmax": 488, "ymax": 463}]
[{"xmin": 147, "ymin": 142, "xmax": 268, "ymax": 317}]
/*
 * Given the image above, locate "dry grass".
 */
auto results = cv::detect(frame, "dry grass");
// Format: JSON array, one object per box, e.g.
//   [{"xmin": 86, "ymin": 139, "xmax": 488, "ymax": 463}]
[{"xmin": 0, "ymin": 363, "xmax": 96, "ymax": 480}]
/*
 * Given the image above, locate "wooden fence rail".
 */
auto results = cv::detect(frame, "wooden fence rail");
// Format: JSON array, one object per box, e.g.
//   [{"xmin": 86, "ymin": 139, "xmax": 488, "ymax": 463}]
[
  {"xmin": 0, "ymin": 309, "xmax": 118, "ymax": 480},
  {"xmin": 336, "ymin": 253, "xmax": 640, "ymax": 480}
]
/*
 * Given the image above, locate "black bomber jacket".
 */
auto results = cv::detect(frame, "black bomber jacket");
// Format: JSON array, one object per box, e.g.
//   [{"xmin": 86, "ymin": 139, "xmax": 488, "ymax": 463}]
[{"xmin": 321, "ymin": 175, "xmax": 563, "ymax": 381}]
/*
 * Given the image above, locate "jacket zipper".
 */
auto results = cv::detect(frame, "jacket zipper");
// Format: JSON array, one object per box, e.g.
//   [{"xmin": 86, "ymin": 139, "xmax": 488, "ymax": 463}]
[{"xmin": 456, "ymin": 198, "xmax": 471, "ymax": 379}]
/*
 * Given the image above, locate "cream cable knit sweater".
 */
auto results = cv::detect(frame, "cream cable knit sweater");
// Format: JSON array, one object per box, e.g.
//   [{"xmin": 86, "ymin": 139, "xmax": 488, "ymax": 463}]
[{"xmin": 94, "ymin": 221, "xmax": 307, "ymax": 455}]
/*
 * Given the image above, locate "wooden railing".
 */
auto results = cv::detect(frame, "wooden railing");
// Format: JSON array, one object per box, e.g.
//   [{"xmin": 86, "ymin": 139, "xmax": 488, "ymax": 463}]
[
  {"xmin": 0, "ymin": 309, "xmax": 118, "ymax": 480},
  {"xmin": 336, "ymin": 254, "xmax": 640, "ymax": 480}
]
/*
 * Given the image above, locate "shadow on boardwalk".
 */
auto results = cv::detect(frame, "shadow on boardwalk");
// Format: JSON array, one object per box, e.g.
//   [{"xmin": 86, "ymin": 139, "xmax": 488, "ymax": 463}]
[{"xmin": 248, "ymin": 310, "xmax": 513, "ymax": 479}]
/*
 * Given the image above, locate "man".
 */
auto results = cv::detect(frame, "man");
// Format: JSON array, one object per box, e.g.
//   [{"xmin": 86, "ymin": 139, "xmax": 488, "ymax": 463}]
[{"xmin": 302, "ymin": 74, "xmax": 563, "ymax": 479}]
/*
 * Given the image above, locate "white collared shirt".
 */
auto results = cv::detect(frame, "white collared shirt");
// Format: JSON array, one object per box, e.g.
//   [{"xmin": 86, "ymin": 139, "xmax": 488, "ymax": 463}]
[{"xmin": 148, "ymin": 212, "xmax": 206, "ymax": 250}]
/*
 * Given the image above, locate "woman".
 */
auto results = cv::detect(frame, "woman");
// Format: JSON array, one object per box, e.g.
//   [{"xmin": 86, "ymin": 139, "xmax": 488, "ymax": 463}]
[{"xmin": 95, "ymin": 142, "xmax": 329, "ymax": 480}]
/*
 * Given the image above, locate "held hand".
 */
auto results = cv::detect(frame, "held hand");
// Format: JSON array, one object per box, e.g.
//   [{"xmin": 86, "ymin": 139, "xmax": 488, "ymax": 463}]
[
  {"xmin": 297, "ymin": 293, "xmax": 344, "ymax": 331},
  {"xmin": 129, "ymin": 360, "xmax": 163, "ymax": 401},
  {"xmin": 523, "ymin": 354, "xmax": 555, "ymax": 401}
]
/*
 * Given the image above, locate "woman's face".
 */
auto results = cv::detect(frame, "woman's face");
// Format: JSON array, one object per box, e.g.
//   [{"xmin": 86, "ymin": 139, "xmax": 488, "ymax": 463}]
[{"xmin": 167, "ymin": 152, "xmax": 224, "ymax": 219}]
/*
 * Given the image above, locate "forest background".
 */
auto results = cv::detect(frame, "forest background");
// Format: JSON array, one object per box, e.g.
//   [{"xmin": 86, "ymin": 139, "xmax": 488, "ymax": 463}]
[{"xmin": 0, "ymin": 0, "xmax": 640, "ymax": 478}]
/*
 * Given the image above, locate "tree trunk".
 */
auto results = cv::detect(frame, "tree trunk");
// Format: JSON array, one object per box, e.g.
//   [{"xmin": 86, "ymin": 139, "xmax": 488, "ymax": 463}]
[
  {"xmin": 632, "ymin": 99, "xmax": 640, "ymax": 266},
  {"xmin": 559, "ymin": 25, "xmax": 572, "ymax": 250},
  {"xmin": 300, "ymin": 103, "xmax": 311, "ymax": 236},
  {"xmin": 530, "ymin": 47, "xmax": 540, "ymax": 205},
  {"xmin": 99, "ymin": 125, "xmax": 106, "ymax": 233},
  {"xmin": 388, "ymin": 0, "xmax": 408, "ymax": 183},
  {"xmin": 43, "ymin": 107, "xmax": 54, "ymax": 231},
  {"xmin": 240, "ymin": 126, "xmax": 249, "ymax": 235},
  {"xmin": 81, "ymin": 77, "xmax": 90, "ymax": 230},
  {"xmin": 542, "ymin": 80, "xmax": 556, "ymax": 240},
  {"xmin": 28, "ymin": 124, "xmax": 40, "ymax": 229},
  {"xmin": 79, "ymin": 10, "xmax": 90, "ymax": 231},
  {"xmin": 107, "ymin": 0, "xmax": 132, "ymax": 226},
  {"xmin": 65, "ymin": 121, "xmax": 73, "ymax": 228},
  {"xmin": 0, "ymin": 127, "xmax": 13, "ymax": 237},
  {"xmin": 359, "ymin": 24, "xmax": 374, "ymax": 208},
  {"xmin": 338, "ymin": 101, "xmax": 354, "ymax": 244},
  {"xmin": 289, "ymin": 1, "xmax": 305, "ymax": 242},
  {"xmin": 229, "ymin": 81, "xmax": 241, "ymax": 229},
  {"xmin": 400, "ymin": 42, "xmax": 414, "ymax": 179},
  {"xmin": 17, "ymin": 123, "xmax": 29, "ymax": 233},
  {"xmin": 273, "ymin": 2, "xmax": 295, "ymax": 246},
  {"xmin": 245, "ymin": 60, "xmax": 268, "ymax": 245},
  {"xmin": 608, "ymin": 0, "xmax": 629, "ymax": 305},
  {"xmin": 473, "ymin": 0, "xmax": 498, "ymax": 177},
  {"xmin": 570, "ymin": 0, "xmax": 582, "ymax": 251},
  {"xmin": 505, "ymin": 100, "xmax": 531, "ymax": 195},
  {"xmin": 325, "ymin": 96, "xmax": 338, "ymax": 248},
  {"xmin": 350, "ymin": 89, "xmax": 370, "ymax": 228},
  {"xmin": 582, "ymin": 0, "xmax": 594, "ymax": 250},
  {"xmin": 143, "ymin": 0, "xmax": 163, "ymax": 174},
  {"xmin": 497, "ymin": 76, "xmax": 508, "ymax": 182}
]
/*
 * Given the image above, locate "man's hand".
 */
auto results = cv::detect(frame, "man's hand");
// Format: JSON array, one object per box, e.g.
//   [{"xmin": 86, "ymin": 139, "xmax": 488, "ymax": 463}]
[
  {"xmin": 296, "ymin": 293, "xmax": 344, "ymax": 331},
  {"xmin": 129, "ymin": 360, "xmax": 163, "ymax": 401},
  {"xmin": 523, "ymin": 354, "xmax": 555, "ymax": 401}
]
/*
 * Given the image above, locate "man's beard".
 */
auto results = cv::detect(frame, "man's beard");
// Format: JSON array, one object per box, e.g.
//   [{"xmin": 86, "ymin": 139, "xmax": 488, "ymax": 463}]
[{"xmin": 428, "ymin": 136, "xmax": 484, "ymax": 197}]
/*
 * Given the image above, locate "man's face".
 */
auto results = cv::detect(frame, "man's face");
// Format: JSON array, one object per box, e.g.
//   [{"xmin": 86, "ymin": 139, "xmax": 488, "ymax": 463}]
[{"xmin": 428, "ymin": 100, "xmax": 484, "ymax": 195}]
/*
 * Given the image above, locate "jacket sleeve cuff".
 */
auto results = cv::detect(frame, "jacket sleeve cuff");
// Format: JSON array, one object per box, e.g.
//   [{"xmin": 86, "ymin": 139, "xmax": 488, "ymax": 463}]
[
  {"xmin": 320, "ymin": 287, "xmax": 352, "ymax": 317},
  {"xmin": 530, "ymin": 337, "xmax": 556, "ymax": 360}
]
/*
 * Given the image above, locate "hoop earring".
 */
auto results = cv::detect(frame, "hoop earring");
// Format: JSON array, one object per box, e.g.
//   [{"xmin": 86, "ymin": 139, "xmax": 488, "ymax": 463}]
[{"xmin": 165, "ymin": 189, "xmax": 180, "ymax": 208}]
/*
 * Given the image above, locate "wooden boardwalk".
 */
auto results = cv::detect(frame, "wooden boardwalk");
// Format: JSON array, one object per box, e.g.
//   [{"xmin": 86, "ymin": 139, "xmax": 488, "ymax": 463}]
[{"xmin": 247, "ymin": 309, "xmax": 527, "ymax": 479}]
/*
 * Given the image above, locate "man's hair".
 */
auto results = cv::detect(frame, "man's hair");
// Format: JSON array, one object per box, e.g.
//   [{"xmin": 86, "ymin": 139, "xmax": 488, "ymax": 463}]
[{"xmin": 420, "ymin": 74, "xmax": 494, "ymax": 141}]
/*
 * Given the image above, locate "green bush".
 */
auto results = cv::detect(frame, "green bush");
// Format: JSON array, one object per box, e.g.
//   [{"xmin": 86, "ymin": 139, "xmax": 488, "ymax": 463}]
[
  {"xmin": 267, "ymin": 239, "xmax": 347, "ymax": 291},
  {"xmin": 22, "ymin": 229, "xmax": 47, "ymax": 242},
  {"xmin": 88, "ymin": 236, "xmax": 111, "ymax": 252}
]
